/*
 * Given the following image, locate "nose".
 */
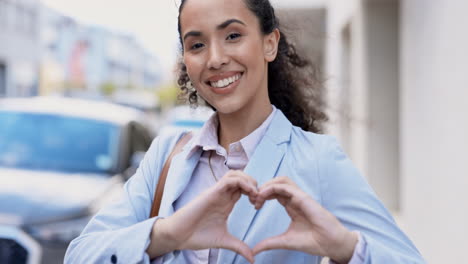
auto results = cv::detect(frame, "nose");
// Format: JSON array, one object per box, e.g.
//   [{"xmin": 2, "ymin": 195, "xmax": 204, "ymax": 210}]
[{"xmin": 207, "ymin": 42, "xmax": 229, "ymax": 70}]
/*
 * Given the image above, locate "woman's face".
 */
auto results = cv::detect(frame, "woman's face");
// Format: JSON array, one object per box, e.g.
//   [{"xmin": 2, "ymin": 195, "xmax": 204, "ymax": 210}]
[{"xmin": 180, "ymin": 0, "xmax": 279, "ymax": 115}]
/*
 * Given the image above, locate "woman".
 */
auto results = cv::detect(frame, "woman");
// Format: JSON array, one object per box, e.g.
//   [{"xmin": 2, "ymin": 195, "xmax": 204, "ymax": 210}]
[{"xmin": 65, "ymin": 0, "xmax": 425, "ymax": 263}]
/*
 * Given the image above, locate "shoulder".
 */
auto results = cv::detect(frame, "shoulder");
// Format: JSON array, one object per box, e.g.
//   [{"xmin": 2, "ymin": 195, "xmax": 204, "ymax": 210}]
[
  {"xmin": 143, "ymin": 130, "xmax": 189, "ymax": 171},
  {"xmin": 274, "ymin": 126, "xmax": 342, "ymax": 204},
  {"xmin": 288, "ymin": 126, "xmax": 341, "ymax": 161},
  {"xmin": 287, "ymin": 127, "xmax": 352, "ymax": 186},
  {"xmin": 155, "ymin": 129, "xmax": 189, "ymax": 151},
  {"xmin": 289, "ymin": 128, "xmax": 353, "ymax": 184}
]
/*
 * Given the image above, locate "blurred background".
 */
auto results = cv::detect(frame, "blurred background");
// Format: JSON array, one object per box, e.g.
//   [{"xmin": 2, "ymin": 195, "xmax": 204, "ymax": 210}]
[{"xmin": 0, "ymin": 0, "xmax": 467, "ymax": 263}]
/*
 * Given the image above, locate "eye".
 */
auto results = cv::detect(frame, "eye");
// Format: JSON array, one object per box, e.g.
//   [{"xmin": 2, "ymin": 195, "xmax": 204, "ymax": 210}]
[
  {"xmin": 190, "ymin": 43, "xmax": 204, "ymax": 50},
  {"xmin": 226, "ymin": 33, "xmax": 241, "ymax": 41}
]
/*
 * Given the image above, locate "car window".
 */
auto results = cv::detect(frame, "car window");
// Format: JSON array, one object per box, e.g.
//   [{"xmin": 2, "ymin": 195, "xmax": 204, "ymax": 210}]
[
  {"xmin": 128, "ymin": 122, "xmax": 152, "ymax": 154},
  {"xmin": 172, "ymin": 119, "xmax": 205, "ymax": 128},
  {"xmin": 0, "ymin": 111, "xmax": 120, "ymax": 174}
]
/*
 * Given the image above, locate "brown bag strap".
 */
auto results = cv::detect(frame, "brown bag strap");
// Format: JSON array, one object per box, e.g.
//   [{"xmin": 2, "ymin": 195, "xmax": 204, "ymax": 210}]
[{"xmin": 150, "ymin": 132, "xmax": 193, "ymax": 218}]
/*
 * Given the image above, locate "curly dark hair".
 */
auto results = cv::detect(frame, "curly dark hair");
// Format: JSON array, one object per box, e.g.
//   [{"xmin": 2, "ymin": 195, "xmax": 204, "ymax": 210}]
[{"xmin": 176, "ymin": 0, "xmax": 327, "ymax": 133}]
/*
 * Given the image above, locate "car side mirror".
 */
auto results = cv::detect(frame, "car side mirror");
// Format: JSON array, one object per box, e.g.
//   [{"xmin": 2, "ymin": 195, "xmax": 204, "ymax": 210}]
[
  {"xmin": 130, "ymin": 151, "xmax": 146, "ymax": 168},
  {"xmin": 122, "ymin": 151, "xmax": 146, "ymax": 181}
]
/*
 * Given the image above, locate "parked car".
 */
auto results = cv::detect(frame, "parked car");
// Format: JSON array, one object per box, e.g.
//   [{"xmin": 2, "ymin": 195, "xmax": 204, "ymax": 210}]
[{"xmin": 0, "ymin": 96, "xmax": 155, "ymax": 264}]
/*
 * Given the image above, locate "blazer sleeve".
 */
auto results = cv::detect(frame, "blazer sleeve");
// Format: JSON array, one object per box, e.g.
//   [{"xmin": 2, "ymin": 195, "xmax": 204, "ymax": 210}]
[
  {"xmin": 64, "ymin": 133, "xmax": 177, "ymax": 264},
  {"xmin": 319, "ymin": 137, "xmax": 426, "ymax": 263}
]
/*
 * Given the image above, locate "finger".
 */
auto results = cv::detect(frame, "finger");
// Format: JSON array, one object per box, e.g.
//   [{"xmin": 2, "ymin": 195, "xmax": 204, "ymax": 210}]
[
  {"xmin": 218, "ymin": 179, "xmax": 256, "ymax": 208},
  {"xmin": 220, "ymin": 234, "xmax": 255, "ymax": 264},
  {"xmin": 219, "ymin": 171, "xmax": 259, "ymax": 206},
  {"xmin": 261, "ymin": 184, "xmax": 326, "ymax": 222},
  {"xmin": 259, "ymin": 183, "xmax": 295, "ymax": 199},
  {"xmin": 252, "ymin": 233, "xmax": 291, "ymax": 256},
  {"xmin": 255, "ymin": 177, "xmax": 294, "ymax": 203},
  {"xmin": 248, "ymin": 192, "xmax": 259, "ymax": 206},
  {"xmin": 225, "ymin": 170, "xmax": 259, "ymax": 194},
  {"xmin": 259, "ymin": 176, "xmax": 294, "ymax": 190},
  {"xmin": 272, "ymin": 176, "xmax": 293, "ymax": 185},
  {"xmin": 262, "ymin": 184, "xmax": 318, "ymax": 215},
  {"xmin": 222, "ymin": 176, "xmax": 258, "ymax": 198},
  {"xmin": 255, "ymin": 183, "xmax": 296, "ymax": 209}
]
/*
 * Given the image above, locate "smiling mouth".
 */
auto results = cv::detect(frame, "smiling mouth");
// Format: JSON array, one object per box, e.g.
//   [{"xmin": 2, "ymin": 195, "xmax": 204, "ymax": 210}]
[{"xmin": 207, "ymin": 73, "xmax": 243, "ymax": 88}]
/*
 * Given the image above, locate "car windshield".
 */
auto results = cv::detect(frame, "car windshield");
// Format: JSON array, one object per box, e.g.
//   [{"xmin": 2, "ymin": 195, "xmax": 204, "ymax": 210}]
[{"xmin": 0, "ymin": 111, "xmax": 120, "ymax": 174}]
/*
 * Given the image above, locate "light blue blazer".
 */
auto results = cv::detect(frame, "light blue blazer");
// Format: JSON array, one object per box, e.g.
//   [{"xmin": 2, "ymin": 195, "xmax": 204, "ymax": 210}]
[{"xmin": 65, "ymin": 110, "xmax": 425, "ymax": 264}]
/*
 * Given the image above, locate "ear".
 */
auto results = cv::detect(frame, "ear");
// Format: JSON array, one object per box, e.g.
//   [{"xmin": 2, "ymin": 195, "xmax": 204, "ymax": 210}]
[{"xmin": 263, "ymin": 28, "xmax": 280, "ymax": 62}]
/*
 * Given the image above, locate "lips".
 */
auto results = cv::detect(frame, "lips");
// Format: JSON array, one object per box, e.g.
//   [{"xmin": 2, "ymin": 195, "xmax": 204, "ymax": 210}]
[
  {"xmin": 209, "ymin": 73, "xmax": 242, "ymax": 88},
  {"xmin": 205, "ymin": 72, "xmax": 243, "ymax": 88},
  {"xmin": 205, "ymin": 72, "xmax": 243, "ymax": 95}
]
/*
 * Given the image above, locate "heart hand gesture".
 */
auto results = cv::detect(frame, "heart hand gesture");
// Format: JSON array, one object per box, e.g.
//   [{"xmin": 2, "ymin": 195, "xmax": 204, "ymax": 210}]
[
  {"xmin": 147, "ymin": 173, "xmax": 357, "ymax": 264},
  {"xmin": 252, "ymin": 177, "xmax": 358, "ymax": 263}
]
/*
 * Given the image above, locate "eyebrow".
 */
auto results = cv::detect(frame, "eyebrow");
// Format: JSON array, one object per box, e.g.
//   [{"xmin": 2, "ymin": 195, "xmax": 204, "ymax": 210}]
[
  {"xmin": 217, "ymin": 18, "xmax": 246, "ymax": 30},
  {"xmin": 183, "ymin": 18, "xmax": 246, "ymax": 41},
  {"xmin": 183, "ymin": 31, "xmax": 202, "ymax": 41}
]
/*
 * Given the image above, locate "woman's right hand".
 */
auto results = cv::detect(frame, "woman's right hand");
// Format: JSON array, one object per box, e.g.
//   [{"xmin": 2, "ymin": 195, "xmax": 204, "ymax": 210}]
[{"xmin": 146, "ymin": 170, "xmax": 258, "ymax": 263}]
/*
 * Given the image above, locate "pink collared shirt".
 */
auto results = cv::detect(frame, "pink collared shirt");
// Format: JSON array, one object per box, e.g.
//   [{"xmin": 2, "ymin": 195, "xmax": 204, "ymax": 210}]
[{"xmin": 172, "ymin": 105, "xmax": 366, "ymax": 263}]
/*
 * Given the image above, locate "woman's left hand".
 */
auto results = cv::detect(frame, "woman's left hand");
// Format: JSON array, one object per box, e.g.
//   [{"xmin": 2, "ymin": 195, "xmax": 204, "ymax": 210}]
[{"xmin": 252, "ymin": 177, "xmax": 358, "ymax": 264}]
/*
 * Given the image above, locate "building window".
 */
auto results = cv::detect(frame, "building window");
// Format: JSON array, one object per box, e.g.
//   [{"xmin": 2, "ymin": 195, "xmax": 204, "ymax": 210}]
[
  {"xmin": 29, "ymin": 9, "xmax": 37, "ymax": 36},
  {"xmin": 0, "ymin": 63, "xmax": 6, "ymax": 97},
  {"xmin": 16, "ymin": 4, "xmax": 25, "ymax": 32}
]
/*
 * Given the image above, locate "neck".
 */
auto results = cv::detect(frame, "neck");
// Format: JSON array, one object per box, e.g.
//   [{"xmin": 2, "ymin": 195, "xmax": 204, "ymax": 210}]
[{"xmin": 217, "ymin": 101, "xmax": 272, "ymax": 151}]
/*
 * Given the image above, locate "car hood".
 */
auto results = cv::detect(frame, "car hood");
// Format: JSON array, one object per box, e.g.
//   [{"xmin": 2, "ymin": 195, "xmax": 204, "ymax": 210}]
[{"xmin": 0, "ymin": 167, "xmax": 122, "ymax": 225}]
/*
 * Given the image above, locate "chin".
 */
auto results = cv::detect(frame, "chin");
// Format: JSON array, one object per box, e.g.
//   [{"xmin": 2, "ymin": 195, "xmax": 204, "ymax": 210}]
[{"xmin": 210, "ymin": 101, "xmax": 244, "ymax": 115}]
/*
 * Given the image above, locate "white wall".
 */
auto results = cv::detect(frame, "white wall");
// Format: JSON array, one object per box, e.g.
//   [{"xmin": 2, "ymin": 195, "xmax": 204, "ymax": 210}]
[
  {"xmin": 327, "ymin": 0, "xmax": 468, "ymax": 262},
  {"xmin": 400, "ymin": 0, "xmax": 468, "ymax": 262},
  {"xmin": 364, "ymin": 1, "xmax": 400, "ymax": 211},
  {"xmin": 326, "ymin": 0, "xmax": 401, "ymax": 211},
  {"xmin": 326, "ymin": 0, "xmax": 370, "ymax": 178}
]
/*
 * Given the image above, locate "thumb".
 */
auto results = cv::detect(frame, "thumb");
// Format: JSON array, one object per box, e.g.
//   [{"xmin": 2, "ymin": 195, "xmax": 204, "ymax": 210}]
[
  {"xmin": 220, "ymin": 234, "xmax": 255, "ymax": 264},
  {"xmin": 252, "ymin": 234, "xmax": 290, "ymax": 256}
]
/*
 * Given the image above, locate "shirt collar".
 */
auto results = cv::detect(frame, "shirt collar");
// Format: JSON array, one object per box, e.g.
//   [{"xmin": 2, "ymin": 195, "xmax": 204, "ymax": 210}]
[{"xmin": 187, "ymin": 105, "xmax": 277, "ymax": 159}]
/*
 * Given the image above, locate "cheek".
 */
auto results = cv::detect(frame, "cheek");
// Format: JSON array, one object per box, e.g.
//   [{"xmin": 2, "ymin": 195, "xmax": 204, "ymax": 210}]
[
  {"xmin": 184, "ymin": 56, "xmax": 203, "ymax": 82},
  {"xmin": 240, "ymin": 54, "xmax": 265, "ymax": 80},
  {"xmin": 241, "ymin": 42, "xmax": 266, "ymax": 70}
]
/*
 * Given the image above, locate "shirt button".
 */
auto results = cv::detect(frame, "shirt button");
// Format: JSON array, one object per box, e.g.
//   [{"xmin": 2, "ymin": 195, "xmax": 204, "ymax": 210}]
[{"xmin": 111, "ymin": 254, "xmax": 117, "ymax": 264}]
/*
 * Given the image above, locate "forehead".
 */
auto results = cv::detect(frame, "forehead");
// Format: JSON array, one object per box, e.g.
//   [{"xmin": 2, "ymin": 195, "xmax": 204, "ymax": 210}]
[{"xmin": 180, "ymin": 0, "xmax": 258, "ymax": 32}]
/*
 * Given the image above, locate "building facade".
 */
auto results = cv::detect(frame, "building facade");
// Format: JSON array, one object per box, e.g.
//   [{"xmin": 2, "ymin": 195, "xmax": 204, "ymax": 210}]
[
  {"xmin": 40, "ymin": 6, "xmax": 161, "ymax": 97},
  {"xmin": 325, "ymin": 0, "xmax": 468, "ymax": 262},
  {"xmin": 0, "ymin": 2, "xmax": 160, "ymax": 98},
  {"xmin": 0, "ymin": 0, "xmax": 41, "ymax": 97}
]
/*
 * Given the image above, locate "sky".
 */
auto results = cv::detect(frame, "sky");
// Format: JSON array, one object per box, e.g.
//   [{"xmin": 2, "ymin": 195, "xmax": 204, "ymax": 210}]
[{"xmin": 40, "ymin": 0, "xmax": 324, "ymax": 81}]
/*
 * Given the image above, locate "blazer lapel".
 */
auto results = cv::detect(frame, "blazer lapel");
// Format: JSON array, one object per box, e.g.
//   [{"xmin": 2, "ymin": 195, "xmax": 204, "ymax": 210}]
[
  {"xmin": 218, "ymin": 111, "xmax": 292, "ymax": 264},
  {"xmin": 158, "ymin": 143, "xmax": 202, "ymax": 217}
]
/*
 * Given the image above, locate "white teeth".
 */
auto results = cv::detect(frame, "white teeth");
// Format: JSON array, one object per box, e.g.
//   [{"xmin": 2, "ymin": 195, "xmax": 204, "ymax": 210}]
[{"xmin": 210, "ymin": 74, "xmax": 241, "ymax": 88}]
